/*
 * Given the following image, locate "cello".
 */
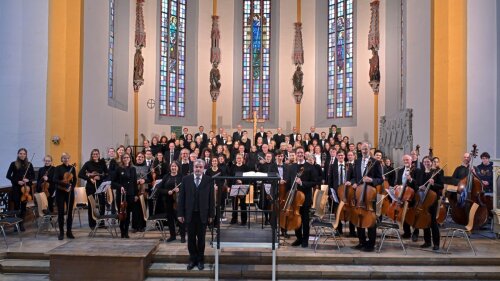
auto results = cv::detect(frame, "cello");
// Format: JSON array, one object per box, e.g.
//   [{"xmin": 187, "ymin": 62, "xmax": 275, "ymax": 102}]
[
  {"xmin": 406, "ymin": 165, "xmax": 446, "ymax": 229},
  {"xmin": 386, "ymin": 163, "xmax": 415, "ymax": 223},
  {"xmin": 448, "ymin": 144, "xmax": 489, "ymax": 228},
  {"xmin": 336, "ymin": 163, "xmax": 355, "ymax": 223},
  {"xmin": 280, "ymin": 167, "xmax": 305, "ymax": 231},
  {"xmin": 350, "ymin": 160, "xmax": 377, "ymax": 229}
]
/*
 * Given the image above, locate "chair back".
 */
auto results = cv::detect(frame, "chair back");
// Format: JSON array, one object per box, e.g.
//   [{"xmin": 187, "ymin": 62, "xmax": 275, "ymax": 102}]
[
  {"xmin": 139, "ymin": 195, "xmax": 148, "ymax": 221},
  {"xmin": 87, "ymin": 195, "xmax": 100, "ymax": 221},
  {"xmin": 245, "ymin": 184, "xmax": 254, "ymax": 204},
  {"xmin": 312, "ymin": 189, "xmax": 321, "ymax": 210},
  {"xmin": 376, "ymin": 194, "xmax": 387, "ymax": 217},
  {"xmin": 105, "ymin": 184, "xmax": 114, "ymax": 205},
  {"xmin": 73, "ymin": 187, "xmax": 88, "ymax": 208},
  {"xmin": 398, "ymin": 201, "xmax": 409, "ymax": 229},
  {"xmin": 333, "ymin": 201, "xmax": 345, "ymax": 229},
  {"xmin": 34, "ymin": 192, "xmax": 49, "ymax": 217},
  {"xmin": 466, "ymin": 203, "xmax": 480, "ymax": 232}
]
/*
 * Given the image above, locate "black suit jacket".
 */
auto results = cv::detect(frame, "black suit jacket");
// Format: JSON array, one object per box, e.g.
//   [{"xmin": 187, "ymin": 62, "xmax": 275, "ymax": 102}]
[
  {"xmin": 289, "ymin": 133, "xmax": 298, "ymax": 145},
  {"xmin": 177, "ymin": 174, "xmax": 215, "ymax": 224},
  {"xmin": 328, "ymin": 161, "xmax": 352, "ymax": 196},
  {"xmin": 395, "ymin": 167, "xmax": 417, "ymax": 190},
  {"xmin": 348, "ymin": 157, "xmax": 383, "ymax": 187},
  {"xmin": 309, "ymin": 132, "xmax": 320, "ymax": 141},
  {"xmin": 272, "ymin": 134, "xmax": 285, "ymax": 147},
  {"xmin": 165, "ymin": 149, "xmax": 180, "ymax": 165},
  {"xmin": 255, "ymin": 131, "xmax": 266, "ymax": 144},
  {"xmin": 194, "ymin": 132, "xmax": 208, "ymax": 145},
  {"xmin": 286, "ymin": 162, "xmax": 319, "ymax": 207},
  {"xmin": 232, "ymin": 131, "xmax": 243, "ymax": 142}
]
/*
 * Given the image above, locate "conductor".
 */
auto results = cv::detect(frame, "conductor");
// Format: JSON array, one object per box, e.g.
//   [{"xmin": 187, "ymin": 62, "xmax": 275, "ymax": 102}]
[{"xmin": 177, "ymin": 159, "xmax": 215, "ymax": 271}]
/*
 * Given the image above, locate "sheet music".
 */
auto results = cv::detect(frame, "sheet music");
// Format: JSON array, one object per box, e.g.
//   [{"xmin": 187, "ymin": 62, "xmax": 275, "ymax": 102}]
[
  {"xmin": 264, "ymin": 183, "xmax": 271, "ymax": 195},
  {"xmin": 242, "ymin": 171, "xmax": 268, "ymax": 177},
  {"xmin": 230, "ymin": 185, "xmax": 249, "ymax": 196},
  {"xmin": 330, "ymin": 188, "xmax": 339, "ymax": 203},
  {"xmin": 96, "ymin": 181, "xmax": 111, "ymax": 194},
  {"xmin": 385, "ymin": 188, "xmax": 398, "ymax": 202}
]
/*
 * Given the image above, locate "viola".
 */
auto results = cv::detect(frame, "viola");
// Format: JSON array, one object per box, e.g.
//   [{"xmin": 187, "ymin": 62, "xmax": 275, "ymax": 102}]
[{"xmin": 62, "ymin": 164, "xmax": 77, "ymax": 193}]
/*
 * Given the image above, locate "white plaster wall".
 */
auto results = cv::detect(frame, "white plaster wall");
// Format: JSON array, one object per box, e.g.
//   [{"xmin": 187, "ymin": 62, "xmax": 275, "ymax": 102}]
[
  {"xmin": 0, "ymin": 0, "xmax": 48, "ymax": 185},
  {"xmin": 467, "ymin": 0, "xmax": 497, "ymax": 157},
  {"xmin": 82, "ymin": 0, "xmax": 135, "ymax": 158},
  {"xmin": 406, "ymin": 0, "xmax": 431, "ymax": 153}
]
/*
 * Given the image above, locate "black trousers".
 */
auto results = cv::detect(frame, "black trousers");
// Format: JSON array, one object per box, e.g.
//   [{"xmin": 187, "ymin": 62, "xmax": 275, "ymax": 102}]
[
  {"xmin": 56, "ymin": 190, "xmax": 74, "ymax": 233},
  {"xmin": 294, "ymin": 204, "xmax": 311, "ymax": 245},
  {"xmin": 11, "ymin": 187, "xmax": 27, "ymax": 222},
  {"xmin": 187, "ymin": 212, "xmax": 207, "ymax": 264},
  {"xmin": 357, "ymin": 226, "xmax": 377, "ymax": 248},
  {"xmin": 423, "ymin": 200, "xmax": 440, "ymax": 246},
  {"xmin": 232, "ymin": 196, "xmax": 247, "ymax": 223},
  {"xmin": 119, "ymin": 197, "xmax": 135, "ymax": 235}
]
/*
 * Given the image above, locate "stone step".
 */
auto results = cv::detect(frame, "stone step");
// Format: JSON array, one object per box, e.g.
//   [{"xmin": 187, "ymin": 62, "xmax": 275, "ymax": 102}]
[
  {"xmin": 0, "ymin": 259, "xmax": 50, "ymax": 274},
  {"xmin": 4, "ymin": 252, "xmax": 48, "ymax": 260},
  {"xmin": 0, "ymin": 273, "xmax": 50, "ymax": 281},
  {"xmin": 147, "ymin": 263, "xmax": 500, "ymax": 280}
]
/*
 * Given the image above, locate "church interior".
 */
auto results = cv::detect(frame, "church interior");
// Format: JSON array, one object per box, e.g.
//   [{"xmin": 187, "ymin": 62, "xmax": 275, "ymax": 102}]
[{"xmin": 1, "ymin": 0, "xmax": 500, "ymax": 280}]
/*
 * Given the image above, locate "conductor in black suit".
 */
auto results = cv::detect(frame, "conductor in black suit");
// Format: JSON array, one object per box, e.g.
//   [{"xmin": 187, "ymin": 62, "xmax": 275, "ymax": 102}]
[{"xmin": 177, "ymin": 159, "xmax": 215, "ymax": 271}]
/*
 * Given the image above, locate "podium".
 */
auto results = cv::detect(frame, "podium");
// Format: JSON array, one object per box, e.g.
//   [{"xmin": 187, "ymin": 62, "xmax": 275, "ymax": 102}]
[{"xmin": 213, "ymin": 172, "xmax": 281, "ymax": 281}]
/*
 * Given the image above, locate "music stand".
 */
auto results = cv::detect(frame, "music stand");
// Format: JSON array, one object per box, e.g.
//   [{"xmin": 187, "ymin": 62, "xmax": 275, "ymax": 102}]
[{"xmin": 230, "ymin": 185, "xmax": 249, "ymax": 197}]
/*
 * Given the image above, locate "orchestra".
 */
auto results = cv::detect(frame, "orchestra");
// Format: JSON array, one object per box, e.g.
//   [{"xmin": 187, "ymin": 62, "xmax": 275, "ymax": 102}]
[{"xmin": 3, "ymin": 125, "xmax": 495, "ymax": 257}]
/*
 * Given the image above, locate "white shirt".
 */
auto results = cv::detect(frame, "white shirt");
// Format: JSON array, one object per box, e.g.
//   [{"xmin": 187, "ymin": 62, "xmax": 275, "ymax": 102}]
[{"xmin": 338, "ymin": 162, "xmax": 346, "ymax": 185}]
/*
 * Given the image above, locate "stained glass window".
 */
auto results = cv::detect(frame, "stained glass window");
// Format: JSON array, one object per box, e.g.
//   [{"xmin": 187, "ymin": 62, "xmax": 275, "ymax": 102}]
[
  {"xmin": 159, "ymin": 0, "xmax": 186, "ymax": 117},
  {"xmin": 327, "ymin": 0, "xmax": 353, "ymax": 118},
  {"xmin": 242, "ymin": 0, "xmax": 271, "ymax": 120},
  {"xmin": 107, "ymin": 0, "xmax": 115, "ymax": 98}
]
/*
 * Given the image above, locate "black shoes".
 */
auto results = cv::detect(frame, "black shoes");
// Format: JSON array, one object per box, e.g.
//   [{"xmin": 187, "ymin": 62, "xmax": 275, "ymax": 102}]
[
  {"xmin": 348, "ymin": 232, "xmax": 357, "ymax": 238},
  {"xmin": 166, "ymin": 236, "xmax": 176, "ymax": 242},
  {"xmin": 66, "ymin": 232, "xmax": 75, "ymax": 239},
  {"xmin": 420, "ymin": 243, "xmax": 431, "ymax": 248},
  {"xmin": 187, "ymin": 262, "xmax": 197, "ymax": 270},
  {"xmin": 402, "ymin": 233, "xmax": 411, "ymax": 239},
  {"xmin": 362, "ymin": 246, "xmax": 375, "ymax": 252},
  {"xmin": 352, "ymin": 244, "xmax": 364, "ymax": 250},
  {"xmin": 181, "ymin": 237, "xmax": 186, "ymax": 243},
  {"xmin": 291, "ymin": 240, "xmax": 302, "ymax": 247},
  {"xmin": 412, "ymin": 233, "xmax": 419, "ymax": 242},
  {"xmin": 301, "ymin": 243, "xmax": 309, "ymax": 248},
  {"xmin": 197, "ymin": 262, "xmax": 205, "ymax": 270},
  {"xmin": 58, "ymin": 233, "xmax": 64, "ymax": 240},
  {"xmin": 433, "ymin": 245, "xmax": 440, "ymax": 251},
  {"xmin": 230, "ymin": 219, "xmax": 238, "ymax": 224}
]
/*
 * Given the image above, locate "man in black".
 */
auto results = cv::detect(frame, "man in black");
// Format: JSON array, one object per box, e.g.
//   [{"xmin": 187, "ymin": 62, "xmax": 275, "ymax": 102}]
[
  {"xmin": 273, "ymin": 127, "xmax": 286, "ymax": 147},
  {"xmin": 194, "ymin": 126, "xmax": 208, "ymax": 146},
  {"xmin": 395, "ymin": 154, "xmax": 417, "ymax": 240},
  {"xmin": 232, "ymin": 124, "xmax": 244, "ymax": 142},
  {"xmin": 345, "ymin": 142, "xmax": 383, "ymax": 252},
  {"xmin": 178, "ymin": 159, "xmax": 214, "ymax": 271},
  {"xmin": 286, "ymin": 147, "xmax": 320, "ymax": 248}
]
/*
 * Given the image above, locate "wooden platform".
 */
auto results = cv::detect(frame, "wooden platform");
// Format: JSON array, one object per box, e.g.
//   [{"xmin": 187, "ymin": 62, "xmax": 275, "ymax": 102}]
[{"xmin": 48, "ymin": 240, "xmax": 159, "ymax": 281}]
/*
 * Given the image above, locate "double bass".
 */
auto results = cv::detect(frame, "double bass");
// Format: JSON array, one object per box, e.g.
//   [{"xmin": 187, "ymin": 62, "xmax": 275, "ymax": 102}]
[
  {"xmin": 448, "ymin": 144, "xmax": 489, "ymax": 228},
  {"xmin": 280, "ymin": 167, "xmax": 305, "ymax": 231},
  {"xmin": 350, "ymin": 160, "xmax": 377, "ymax": 228}
]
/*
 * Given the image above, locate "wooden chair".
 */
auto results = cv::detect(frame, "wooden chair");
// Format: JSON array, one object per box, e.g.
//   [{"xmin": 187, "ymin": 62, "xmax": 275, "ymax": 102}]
[
  {"xmin": 139, "ymin": 195, "xmax": 168, "ymax": 240},
  {"xmin": 33, "ymin": 192, "xmax": 58, "ymax": 237},
  {"xmin": 88, "ymin": 195, "xmax": 118, "ymax": 238},
  {"xmin": 441, "ymin": 202, "xmax": 478, "ymax": 255},
  {"xmin": 72, "ymin": 187, "xmax": 88, "ymax": 227}
]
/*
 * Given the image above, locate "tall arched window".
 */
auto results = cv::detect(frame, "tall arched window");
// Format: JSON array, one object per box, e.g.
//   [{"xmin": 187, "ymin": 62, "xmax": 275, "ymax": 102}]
[
  {"xmin": 159, "ymin": 0, "xmax": 186, "ymax": 117},
  {"xmin": 242, "ymin": 0, "xmax": 271, "ymax": 120},
  {"xmin": 327, "ymin": 0, "xmax": 353, "ymax": 118},
  {"xmin": 107, "ymin": 0, "xmax": 115, "ymax": 98}
]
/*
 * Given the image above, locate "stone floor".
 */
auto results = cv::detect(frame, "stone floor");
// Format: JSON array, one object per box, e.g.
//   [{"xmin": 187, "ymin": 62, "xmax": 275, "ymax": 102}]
[{"xmin": 1, "ymin": 208, "xmax": 500, "ymax": 280}]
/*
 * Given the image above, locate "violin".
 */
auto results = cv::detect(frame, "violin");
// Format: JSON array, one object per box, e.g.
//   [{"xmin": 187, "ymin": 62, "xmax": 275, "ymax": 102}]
[
  {"xmin": 118, "ymin": 192, "xmax": 127, "ymax": 222},
  {"xmin": 41, "ymin": 166, "xmax": 53, "ymax": 198},
  {"xmin": 279, "ymin": 167, "xmax": 305, "ymax": 231},
  {"xmin": 62, "ymin": 164, "xmax": 77, "ymax": 193},
  {"xmin": 20, "ymin": 154, "xmax": 35, "ymax": 202}
]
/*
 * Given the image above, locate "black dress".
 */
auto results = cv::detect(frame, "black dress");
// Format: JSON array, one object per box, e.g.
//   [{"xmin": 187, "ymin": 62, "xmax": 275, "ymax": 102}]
[{"xmin": 158, "ymin": 173, "xmax": 183, "ymax": 238}]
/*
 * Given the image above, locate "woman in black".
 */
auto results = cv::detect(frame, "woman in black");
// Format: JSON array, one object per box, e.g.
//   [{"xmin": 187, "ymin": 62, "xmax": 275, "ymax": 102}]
[
  {"xmin": 53, "ymin": 153, "xmax": 77, "ymax": 240},
  {"xmin": 158, "ymin": 161, "xmax": 183, "ymax": 242},
  {"xmin": 36, "ymin": 155, "xmax": 56, "ymax": 213},
  {"xmin": 78, "ymin": 149, "xmax": 108, "ymax": 229},
  {"xmin": 112, "ymin": 154, "xmax": 138, "ymax": 238},
  {"xmin": 206, "ymin": 157, "xmax": 227, "ymax": 226},
  {"xmin": 415, "ymin": 156, "xmax": 443, "ymax": 251},
  {"xmin": 152, "ymin": 152, "xmax": 169, "ymax": 179},
  {"xmin": 6, "ymin": 148, "xmax": 35, "ymax": 231},
  {"xmin": 229, "ymin": 154, "xmax": 250, "ymax": 225},
  {"xmin": 133, "ymin": 152, "xmax": 150, "ymax": 231}
]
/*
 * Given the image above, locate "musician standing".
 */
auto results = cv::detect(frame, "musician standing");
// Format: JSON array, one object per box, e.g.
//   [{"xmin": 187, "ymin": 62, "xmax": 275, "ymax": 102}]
[
  {"xmin": 229, "ymin": 154, "xmax": 250, "ymax": 225},
  {"xmin": 178, "ymin": 159, "xmax": 215, "ymax": 271},
  {"xmin": 476, "ymin": 152, "xmax": 493, "ymax": 193},
  {"xmin": 415, "ymin": 156, "xmax": 442, "ymax": 250},
  {"xmin": 345, "ymin": 142, "xmax": 383, "ymax": 252},
  {"xmin": 36, "ymin": 155, "xmax": 56, "ymax": 213},
  {"xmin": 395, "ymin": 154, "xmax": 417, "ymax": 240},
  {"xmin": 287, "ymin": 147, "xmax": 319, "ymax": 248},
  {"xmin": 258, "ymin": 152, "xmax": 279, "ymax": 225},
  {"xmin": 112, "ymin": 153, "xmax": 138, "ymax": 238},
  {"xmin": 78, "ymin": 149, "xmax": 108, "ymax": 229},
  {"xmin": 133, "ymin": 152, "xmax": 150, "ymax": 231},
  {"xmin": 158, "ymin": 161, "xmax": 183, "ymax": 242},
  {"xmin": 53, "ymin": 153, "xmax": 77, "ymax": 240},
  {"xmin": 6, "ymin": 148, "xmax": 35, "ymax": 232}
]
